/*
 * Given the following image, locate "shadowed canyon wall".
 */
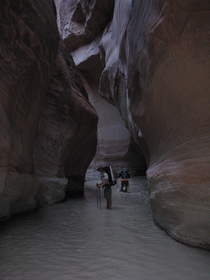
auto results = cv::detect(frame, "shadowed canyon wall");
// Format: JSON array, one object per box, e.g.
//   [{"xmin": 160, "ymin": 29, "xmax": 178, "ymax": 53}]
[
  {"xmin": 0, "ymin": 0, "xmax": 97, "ymax": 219},
  {"xmin": 56, "ymin": 0, "xmax": 210, "ymax": 249}
]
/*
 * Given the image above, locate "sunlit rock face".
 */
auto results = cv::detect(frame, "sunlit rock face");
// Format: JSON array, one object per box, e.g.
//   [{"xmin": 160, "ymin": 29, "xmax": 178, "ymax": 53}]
[
  {"xmin": 84, "ymin": 82, "xmax": 146, "ymax": 176},
  {"xmin": 0, "ymin": 0, "xmax": 97, "ymax": 219},
  {"xmin": 57, "ymin": 0, "xmax": 210, "ymax": 248},
  {"xmin": 55, "ymin": 0, "xmax": 114, "ymax": 52},
  {"xmin": 55, "ymin": 0, "xmax": 146, "ymax": 175}
]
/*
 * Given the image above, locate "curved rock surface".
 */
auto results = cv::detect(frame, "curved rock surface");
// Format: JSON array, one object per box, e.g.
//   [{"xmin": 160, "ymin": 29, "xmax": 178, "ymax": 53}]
[
  {"xmin": 84, "ymin": 81, "xmax": 146, "ymax": 176},
  {"xmin": 57, "ymin": 0, "xmax": 210, "ymax": 248},
  {"xmin": 56, "ymin": 0, "xmax": 114, "ymax": 52},
  {"xmin": 56, "ymin": 0, "xmax": 147, "ymax": 175},
  {"xmin": 0, "ymin": 0, "xmax": 97, "ymax": 219}
]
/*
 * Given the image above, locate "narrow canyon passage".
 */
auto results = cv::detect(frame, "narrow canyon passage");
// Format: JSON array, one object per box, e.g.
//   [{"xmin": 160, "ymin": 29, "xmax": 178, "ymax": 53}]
[
  {"xmin": 0, "ymin": 178, "xmax": 209, "ymax": 280},
  {"xmin": 0, "ymin": 2, "xmax": 209, "ymax": 279}
]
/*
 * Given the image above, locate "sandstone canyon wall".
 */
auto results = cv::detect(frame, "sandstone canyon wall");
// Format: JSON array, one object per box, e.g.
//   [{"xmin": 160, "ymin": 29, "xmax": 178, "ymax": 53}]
[
  {"xmin": 56, "ymin": 0, "xmax": 210, "ymax": 249},
  {"xmin": 56, "ymin": 0, "xmax": 146, "ymax": 176},
  {"xmin": 0, "ymin": 0, "xmax": 97, "ymax": 219}
]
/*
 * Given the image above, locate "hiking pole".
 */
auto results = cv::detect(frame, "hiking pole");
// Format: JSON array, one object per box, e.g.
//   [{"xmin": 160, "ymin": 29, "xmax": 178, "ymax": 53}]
[
  {"xmin": 97, "ymin": 187, "xmax": 99, "ymax": 208},
  {"xmin": 99, "ymin": 187, "xmax": 102, "ymax": 209}
]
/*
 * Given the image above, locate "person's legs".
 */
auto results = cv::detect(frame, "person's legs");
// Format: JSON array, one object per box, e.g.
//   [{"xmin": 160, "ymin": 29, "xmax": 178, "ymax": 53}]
[
  {"xmin": 108, "ymin": 190, "xmax": 112, "ymax": 209},
  {"xmin": 125, "ymin": 181, "xmax": 128, "ymax": 192},
  {"xmin": 120, "ymin": 181, "xmax": 123, "ymax": 192},
  {"xmin": 121, "ymin": 181, "xmax": 126, "ymax": 192},
  {"xmin": 105, "ymin": 189, "xmax": 112, "ymax": 209}
]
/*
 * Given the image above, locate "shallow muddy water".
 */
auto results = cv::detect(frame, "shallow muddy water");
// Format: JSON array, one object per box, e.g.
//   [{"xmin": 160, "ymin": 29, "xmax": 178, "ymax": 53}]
[{"xmin": 0, "ymin": 177, "xmax": 209, "ymax": 280}]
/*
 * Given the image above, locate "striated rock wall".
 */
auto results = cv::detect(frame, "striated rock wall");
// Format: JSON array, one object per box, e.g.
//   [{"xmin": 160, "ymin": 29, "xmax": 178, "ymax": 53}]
[
  {"xmin": 57, "ymin": 0, "xmax": 210, "ymax": 248},
  {"xmin": 101, "ymin": 0, "xmax": 210, "ymax": 249},
  {"xmin": 0, "ymin": 0, "xmax": 97, "ymax": 219},
  {"xmin": 55, "ymin": 0, "xmax": 146, "ymax": 175},
  {"xmin": 34, "ymin": 45, "xmax": 97, "ymax": 180}
]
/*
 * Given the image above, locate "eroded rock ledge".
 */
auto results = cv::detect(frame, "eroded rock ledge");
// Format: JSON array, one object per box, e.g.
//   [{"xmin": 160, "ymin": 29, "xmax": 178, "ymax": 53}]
[
  {"xmin": 56, "ymin": 0, "xmax": 210, "ymax": 249},
  {"xmin": 0, "ymin": 0, "xmax": 97, "ymax": 220}
]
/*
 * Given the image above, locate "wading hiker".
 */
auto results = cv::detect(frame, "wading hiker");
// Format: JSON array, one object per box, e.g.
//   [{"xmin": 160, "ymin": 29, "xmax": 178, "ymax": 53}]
[
  {"xmin": 118, "ymin": 168, "xmax": 130, "ymax": 192},
  {"xmin": 96, "ymin": 178, "xmax": 103, "ymax": 209},
  {"xmin": 96, "ymin": 167, "xmax": 114, "ymax": 209}
]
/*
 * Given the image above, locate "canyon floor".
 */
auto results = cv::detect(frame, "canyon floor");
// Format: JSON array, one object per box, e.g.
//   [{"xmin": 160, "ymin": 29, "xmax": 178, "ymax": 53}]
[{"xmin": 0, "ymin": 177, "xmax": 209, "ymax": 280}]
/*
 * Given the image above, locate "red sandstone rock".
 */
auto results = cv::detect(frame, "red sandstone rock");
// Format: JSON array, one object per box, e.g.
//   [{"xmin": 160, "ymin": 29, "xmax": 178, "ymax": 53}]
[
  {"xmin": 102, "ymin": 0, "xmax": 210, "ymax": 249},
  {"xmin": 0, "ymin": 0, "xmax": 59, "ymax": 219},
  {"xmin": 58, "ymin": 0, "xmax": 210, "ymax": 249},
  {"xmin": 34, "ymin": 46, "xmax": 97, "ymax": 179},
  {"xmin": 0, "ymin": 0, "xmax": 97, "ymax": 219}
]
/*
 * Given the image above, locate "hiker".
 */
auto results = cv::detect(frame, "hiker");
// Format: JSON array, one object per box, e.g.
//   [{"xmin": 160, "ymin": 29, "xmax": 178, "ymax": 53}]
[
  {"xmin": 96, "ymin": 177, "xmax": 103, "ymax": 208},
  {"xmin": 118, "ymin": 168, "xmax": 130, "ymax": 192},
  {"xmin": 103, "ymin": 172, "xmax": 112, "ymax": 209},
  {"xmin": 97, "ymin": 167, "xmax": 112, "ymax": 209}
]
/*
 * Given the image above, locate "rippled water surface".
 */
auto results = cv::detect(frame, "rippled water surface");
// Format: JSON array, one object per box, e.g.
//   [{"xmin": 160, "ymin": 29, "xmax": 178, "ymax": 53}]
[{"xmin": 0, "ymin": 177, "xmax": 209, "ymax": 280}]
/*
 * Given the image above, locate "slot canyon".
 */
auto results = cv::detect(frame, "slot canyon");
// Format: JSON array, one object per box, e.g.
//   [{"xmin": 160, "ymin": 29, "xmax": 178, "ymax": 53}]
[{"xmin": 0, "ymin": 1, "xmax": 209, "ymax": 279}]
